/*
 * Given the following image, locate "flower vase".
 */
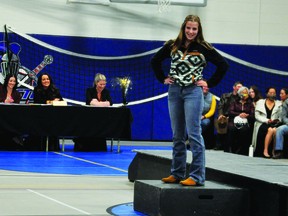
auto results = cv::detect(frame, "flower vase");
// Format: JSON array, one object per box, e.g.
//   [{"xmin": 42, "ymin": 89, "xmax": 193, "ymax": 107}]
[{"xmin": 122, "ymin": 90, "xmax": 128, "ymax": 106}]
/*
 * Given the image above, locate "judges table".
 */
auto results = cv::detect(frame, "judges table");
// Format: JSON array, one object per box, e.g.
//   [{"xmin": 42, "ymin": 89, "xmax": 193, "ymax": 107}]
[{"xmin": 0, "ymin": 104, "xmax": 132, "ymax": 151}]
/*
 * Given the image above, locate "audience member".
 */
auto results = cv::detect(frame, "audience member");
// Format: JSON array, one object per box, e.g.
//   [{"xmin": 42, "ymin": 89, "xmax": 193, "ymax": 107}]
[
  {"xmin": 0, "ymin": 74, "xmax": 23, "ymax": 150},
  {"xmin": 227, "ymin": 86, "xmax": 255, "ymax": 155},
  {"xmin": 215, "ymin": 81, "xmax": 243, "ymax": 151},
  {"xmin": 25, "ymin": 72, "xmax": 63, "ymax": 151},
  {"xmin": 74, "ymin": 73, "xmax": 113, "ymax": 151},
  {"xmin": 201, "ymin": 80, "xmax": 216, "ymax": 149},
  {"xmin": 201, "ymin": 80, "xmax": 216, "ymax": 131},
  {"xmin": 279, "ymin": 88, "xmax": 288, "ymax": 102},
  {"xmin": 273, "ymin": 92, "xmax": 288, "ymax": 159},
  {"xmin": 249, "ymin": 85, "xmax": 262, "ymax": 106},
  {"xmin": 252, "ymin": 87, "xmax": 282, "ymax": 158}
]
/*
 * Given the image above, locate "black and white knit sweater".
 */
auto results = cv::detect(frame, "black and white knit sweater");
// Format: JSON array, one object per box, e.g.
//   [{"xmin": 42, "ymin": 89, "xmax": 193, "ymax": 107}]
[{"xmin": 151, "ymin": 40, "xmax": 229, "ymax": 88}]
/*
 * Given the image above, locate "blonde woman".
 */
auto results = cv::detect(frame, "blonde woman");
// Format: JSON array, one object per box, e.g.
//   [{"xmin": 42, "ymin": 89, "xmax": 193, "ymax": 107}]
[
  {"xmin": 74, "ymin": 73, "xmax": 113, "ymax": 152},
  {"xmin": 86, "ymin": 73, "xmax": 112, "ymax": 107}
]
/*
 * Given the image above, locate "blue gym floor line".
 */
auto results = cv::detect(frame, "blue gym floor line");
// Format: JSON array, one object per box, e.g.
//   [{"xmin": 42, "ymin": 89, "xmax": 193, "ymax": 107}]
[{"xmin": 0, "ymin": 145, "xmax": 171, "ymax": 175}]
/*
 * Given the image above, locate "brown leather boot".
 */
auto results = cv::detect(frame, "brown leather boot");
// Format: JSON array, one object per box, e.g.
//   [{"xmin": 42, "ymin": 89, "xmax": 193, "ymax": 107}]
[
  {"xmin": 161, "ymin": 175, "xmax": 181, "ymax": 183},
  {"xmin": 180, "ymin": 177, "xmax": 197, "ymax": 186}
]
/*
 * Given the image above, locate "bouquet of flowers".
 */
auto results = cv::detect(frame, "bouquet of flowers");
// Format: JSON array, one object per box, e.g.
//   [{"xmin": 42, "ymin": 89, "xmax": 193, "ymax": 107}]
[{"xmin": 112, "ymin": 76, "xmax": 132, "ymax": 105}]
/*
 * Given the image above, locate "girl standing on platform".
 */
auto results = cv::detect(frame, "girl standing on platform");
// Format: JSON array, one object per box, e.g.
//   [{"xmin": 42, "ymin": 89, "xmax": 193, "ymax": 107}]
[{"xmin": 151, "ymin": 15, "xmax": 228, "ymax": 186}]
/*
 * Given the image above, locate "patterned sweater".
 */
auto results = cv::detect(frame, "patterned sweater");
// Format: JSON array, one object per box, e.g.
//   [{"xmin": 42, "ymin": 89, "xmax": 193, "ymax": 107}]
[{"xmin": 151, "ymin": 40, "xmax": 229, "ymax": 88}]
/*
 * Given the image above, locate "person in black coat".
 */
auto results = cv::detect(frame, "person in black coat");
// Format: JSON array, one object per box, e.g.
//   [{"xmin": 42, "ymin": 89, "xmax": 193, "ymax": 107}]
[
  {"xmin": 33, "ymin": 73, "xmax": 63, "ymax": 104},
  {"xmin": 74, "ymin": 73, "xmax": 113, "ymax": 151},
  {"xmin": 227, "ymin": 86, "xmax": 255, "ymax": 155},
  {"xmin": 0, "ymin": 74, "xmax": 21, "ymax": 103},
  {"xmin": 25, "ymin": 72, "xmax": 63, "ymax": 151},
  {"xmin": 0, "ymin": 74, "xmax": 23, "ymax": 150},
  {"xmin": 86, "ymin": 76, "xmax": 112, "ymax": 107}
]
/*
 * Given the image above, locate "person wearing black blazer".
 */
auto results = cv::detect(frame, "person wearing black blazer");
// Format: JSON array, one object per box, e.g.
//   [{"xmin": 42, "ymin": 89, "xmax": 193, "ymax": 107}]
[
  {"xmin": 0, "ymin": 74, "xmax": 23, "ymax": 150},
  {"xmin": 74, "ymin": 73, "xmax": 113, "ymax": 151},
  {"xmin": 86, "ymin": 83, "xmax": 112, "ymax": 107},
  {"xmin": 25, "ymin": 72, "xmax": 63, "ymax": 151}
]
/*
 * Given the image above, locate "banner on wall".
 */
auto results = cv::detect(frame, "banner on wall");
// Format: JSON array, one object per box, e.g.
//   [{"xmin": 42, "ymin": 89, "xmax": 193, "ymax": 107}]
[{"xmin": 0, "ymin": 30, "xmax": 53, "ymax": 103}]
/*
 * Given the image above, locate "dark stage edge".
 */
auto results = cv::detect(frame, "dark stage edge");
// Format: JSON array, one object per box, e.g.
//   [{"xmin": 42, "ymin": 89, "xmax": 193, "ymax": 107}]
[{"xmin": 129, "ymin": 150, "xmax": 288, "ymax": 216}]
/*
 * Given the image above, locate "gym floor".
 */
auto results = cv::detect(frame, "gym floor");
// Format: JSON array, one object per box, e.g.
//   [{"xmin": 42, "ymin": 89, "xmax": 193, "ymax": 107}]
[{"xmin": 0, "ymin": 141, "xmax": 171, "ymax": 216}]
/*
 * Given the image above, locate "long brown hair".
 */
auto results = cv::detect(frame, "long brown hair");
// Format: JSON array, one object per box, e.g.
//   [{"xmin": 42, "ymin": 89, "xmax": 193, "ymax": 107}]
[
  {"xmin": 170, "ymin": 15, "xmax": 213, "ymax": 54},
  {"xmin": 3, "ymin": 74, "xmax": 18, "ymax": 92},
  {"xmin": 249, "ymin": 85, "xmax": 262, "ymax": 102}
]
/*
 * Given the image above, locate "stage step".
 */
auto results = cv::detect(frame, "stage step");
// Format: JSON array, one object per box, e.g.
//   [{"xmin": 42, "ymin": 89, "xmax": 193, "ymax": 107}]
[
  {"xmin": 134, "ymin": 180, "xmax": 250, "ymax": 216},
  {"xmin": 128, "ymin": 151, "xmax": 172, "ymax": 182}
]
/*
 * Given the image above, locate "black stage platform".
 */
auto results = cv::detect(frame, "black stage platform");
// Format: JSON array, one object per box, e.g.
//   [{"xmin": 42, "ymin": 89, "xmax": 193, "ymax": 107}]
[{"xmin": 129, "ymin": 150, "xmax": 288, "ymax": 216}]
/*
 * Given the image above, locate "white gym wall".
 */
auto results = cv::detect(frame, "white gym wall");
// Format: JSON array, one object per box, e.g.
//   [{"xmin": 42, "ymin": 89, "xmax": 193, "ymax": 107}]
[{"xmin": 0, "ymin": 0, "xmax": 287, "ymax": 46}]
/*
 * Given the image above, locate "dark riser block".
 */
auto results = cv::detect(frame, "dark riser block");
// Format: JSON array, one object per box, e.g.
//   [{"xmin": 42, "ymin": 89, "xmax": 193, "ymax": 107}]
[{"xmin": 134, "ymin": 180, "xmax": 250, "ymax": 216}]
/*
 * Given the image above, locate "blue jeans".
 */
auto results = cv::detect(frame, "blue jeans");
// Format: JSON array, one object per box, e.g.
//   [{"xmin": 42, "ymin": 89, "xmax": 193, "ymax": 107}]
[
  {"xmin": 168, "ymin": 84, "xmax": 205, "ymax": 185},
  {"xmin": 275, "ymin": 124, "xmax": 288, "ymax": 150}
]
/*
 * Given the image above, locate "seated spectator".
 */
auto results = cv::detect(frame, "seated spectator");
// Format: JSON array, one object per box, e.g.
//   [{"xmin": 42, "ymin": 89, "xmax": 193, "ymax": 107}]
[
  {"xmin": 25, "ymin": 72, "xmax": 63, "ymax": 151},
  {"xmin": 201, "ymin": 80, "xmax": 216, "ymax": 131},
  {"xmin": 279, "ymin": 88, "xmax": 288, "ymax": 102},
  {"xmin": 73, "ymin": 73, "xmax": 113, "ymax": 151},
  {"xmin": 252, "ymin": 87, "xmax": 282, "ymax": 158},
  {"xmin": 0, "ymin": 74, "xmax": 23, "ymax": 150},
  {"xmin": 201, "ymin": 80, "xmax": 216, "ymax": 149},
  {"xmin": 215, "ymin": 81, "xmax": 243, "ymax": 151},
  {"xmin": 249, "ymin": 85, "xmax": 262, "ymax": 107},
  {"xmin": 227, "ymin": 86, "xmax": 255, "ymax": 155},
  {"xmin": 273, "ymin": 89, "xmax": 288, "ymax": 159}
]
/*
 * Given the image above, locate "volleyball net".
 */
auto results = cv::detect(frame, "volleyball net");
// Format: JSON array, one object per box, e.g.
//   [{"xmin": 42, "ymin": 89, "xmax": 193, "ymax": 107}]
[{"xmin": 1, "ymin": 25, "xmax": 288, "ymax": 106}]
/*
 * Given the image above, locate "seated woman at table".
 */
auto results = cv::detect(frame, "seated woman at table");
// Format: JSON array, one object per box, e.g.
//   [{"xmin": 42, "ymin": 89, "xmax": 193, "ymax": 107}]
[
  {"xmin": 74, "ymin": 73, "xmax": 113, "ymax": 152},
  {"xmin": 0, "ymin": 74, "xmax": 23, "ymax": 150},
  {"xmin": 86, "ymin": 73, "xmax": 112, "ymax": 107},
  {"xmin": 0, "ymin": 74, "xmax": 21, "ymax": 103},
  {"xmin": 25, "ymin": 72, "xmax": 63, "ymax": 151},
  {"xmin": 33, "ymin": 72, "xmax": 63, "ymax": 104}
]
